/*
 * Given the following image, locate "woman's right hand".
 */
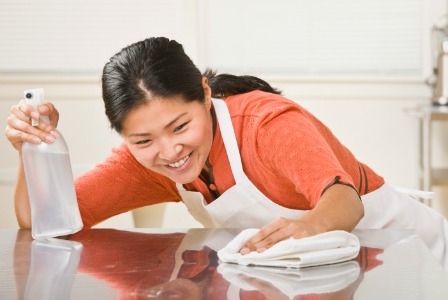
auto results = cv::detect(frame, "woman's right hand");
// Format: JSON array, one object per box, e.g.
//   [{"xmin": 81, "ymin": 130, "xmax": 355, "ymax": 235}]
[{"xmin": 5, "ymin": 100, "xmax": 60, "ymax": 151}]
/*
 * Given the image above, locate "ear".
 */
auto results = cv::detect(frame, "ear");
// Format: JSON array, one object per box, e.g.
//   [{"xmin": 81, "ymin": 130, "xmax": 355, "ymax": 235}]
[{"xmin": 202, "ymin": 76, "xmax": 212, "ymax": 110}]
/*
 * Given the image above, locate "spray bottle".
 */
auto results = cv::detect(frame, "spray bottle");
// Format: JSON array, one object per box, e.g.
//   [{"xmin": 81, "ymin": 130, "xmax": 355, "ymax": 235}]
[{"xmin": 22, "ymin": 88, "xmax": 83, "ymax": 239}]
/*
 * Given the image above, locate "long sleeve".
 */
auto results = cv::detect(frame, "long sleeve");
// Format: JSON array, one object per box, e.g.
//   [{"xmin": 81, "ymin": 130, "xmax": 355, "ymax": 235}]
[
  {"xmin": 74, "ymin": 143, "xmax": 181, "ymax": 227},
  {"xmin": 209, "ymin": 91, "xmax": 384, "ymax": 210}
]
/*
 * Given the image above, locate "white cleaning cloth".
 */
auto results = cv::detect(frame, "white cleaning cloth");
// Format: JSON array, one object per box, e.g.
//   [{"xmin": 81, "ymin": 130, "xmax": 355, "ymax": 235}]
[
  {"xmin": 217, "ymin": 261, "xmax": 361, "ymax": 298},
  {"xmin": 217, "ymin": 229, "xmax": 360, "ymax": 268}
]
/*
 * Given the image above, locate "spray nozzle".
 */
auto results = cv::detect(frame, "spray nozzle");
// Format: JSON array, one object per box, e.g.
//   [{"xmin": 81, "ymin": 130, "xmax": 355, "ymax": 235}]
[{"xmin": 24, "ymin": 88, "xmax": 45, "ymax": 126}]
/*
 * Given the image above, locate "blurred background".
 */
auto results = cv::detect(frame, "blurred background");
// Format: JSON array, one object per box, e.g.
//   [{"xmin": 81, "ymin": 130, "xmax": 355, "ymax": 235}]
[{"xmin": 1, "ymin": 0, "xmax": 447, "ymax": 229}]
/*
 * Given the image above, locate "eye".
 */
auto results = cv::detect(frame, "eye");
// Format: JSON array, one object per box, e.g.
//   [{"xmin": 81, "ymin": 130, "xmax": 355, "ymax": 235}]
[
  {"xmin": 174, "ymin": 122, "xmax": 188, "ymax": 132},
  {"xmin": 136, "ymin": 139, "xmax": 151, "ymax": 145}
]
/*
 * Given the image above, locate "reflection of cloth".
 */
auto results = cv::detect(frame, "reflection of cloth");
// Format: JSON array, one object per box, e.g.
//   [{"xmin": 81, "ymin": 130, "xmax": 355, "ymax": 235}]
[
  {"xmin": 218, "ymin": 229, "xmax": 360, "ymax": 268},
  {"xmin": 217, "ymin": 261, "xmax": 361, "ymax": 298},
  {"xmin": 66, "ymin": 229, "xmax": 385, "ymax": 300}
]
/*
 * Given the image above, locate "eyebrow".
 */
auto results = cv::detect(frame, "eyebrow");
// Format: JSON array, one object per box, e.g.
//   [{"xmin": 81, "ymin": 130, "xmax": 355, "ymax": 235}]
[{"xmin": 127, "ymin": 112, "xmax": 188, "ymax": 137}]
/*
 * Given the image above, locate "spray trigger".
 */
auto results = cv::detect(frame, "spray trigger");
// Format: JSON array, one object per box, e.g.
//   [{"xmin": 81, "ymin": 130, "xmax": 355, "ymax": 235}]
[{"xmin": 24, "ymin": 88, "xmax": 44, "ymax": 127}]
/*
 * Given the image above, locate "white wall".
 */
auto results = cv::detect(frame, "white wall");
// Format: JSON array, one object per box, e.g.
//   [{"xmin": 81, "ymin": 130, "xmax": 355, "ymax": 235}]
[{"xmin": 1, "ymin": 0, "xmax": 448, "ymax": 229}]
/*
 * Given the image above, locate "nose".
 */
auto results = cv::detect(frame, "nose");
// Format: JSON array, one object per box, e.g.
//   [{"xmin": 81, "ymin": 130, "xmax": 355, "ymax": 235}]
[{"xmin": 158, "ymin": 138, "xmax": 183, "ymax": 162}]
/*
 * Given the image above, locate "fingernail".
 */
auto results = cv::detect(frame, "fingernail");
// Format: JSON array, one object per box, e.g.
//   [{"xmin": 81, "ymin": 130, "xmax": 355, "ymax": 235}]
[
  {"xmin": 40, "ymin": 105, "xmax": 49, "ymax": 112},
  {"xmin": 31, "ymin": 137, "xmax": 41, "ymax": 144},
  {"xmin": 257, "ymin": 248, "xmax": 267, "ymax": 253},
  {"xmin": 50, "ymin": 130, "xmax": 59, "ymax": 138},
  {"xmin": 45, "ymin": 135, "xmax": 55, "ymax": 143},
  {"xmin": 240, "ymin": 247, "xmax": 250, "ymax": 255},
  {"xmin": 31, "ymin": 112, "xmax": 39, "ymax": 119}
]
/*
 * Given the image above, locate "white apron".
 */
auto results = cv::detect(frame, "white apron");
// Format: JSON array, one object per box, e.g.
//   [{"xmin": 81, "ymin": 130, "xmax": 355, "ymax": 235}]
[
  {"xmin": 178, "ymin": 98, "xmax": 306, "ymax": 228},
  {"xmin": 178, "ymin": 98, "xmax": 448, "ymax": 270}
]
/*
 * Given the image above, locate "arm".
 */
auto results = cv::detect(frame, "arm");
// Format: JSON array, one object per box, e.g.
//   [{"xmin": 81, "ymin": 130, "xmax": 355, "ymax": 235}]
[
  {"xmin": 75, "ymin": 144, "xmax": 181, "ymax": 228},
  {"xmin": 239, "ymin": 98, "xmax": 364, "ymax": 253},
  {"xmin": 5, "ymin": 101, "xmax": 59, "ymax": 228},
  {"xmin": 14, "ymin": 159, "xmax": 31, "ymax": 228},
  {"xmin": 241, "ymin": 184, "xmax": 363, "ymax": 253},
  {"xmin": 6, "ymin": 100, "xmax": 180, "ymax": 229},
  {"xmin": 298, "ymin": 183, "xmax": 364, "ymax": 233}
]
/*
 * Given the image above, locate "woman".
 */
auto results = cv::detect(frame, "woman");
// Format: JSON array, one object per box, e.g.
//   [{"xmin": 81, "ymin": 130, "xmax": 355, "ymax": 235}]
[{"xmin": 5, "ymin": 37, "xmax": 448, "ymax": 269}]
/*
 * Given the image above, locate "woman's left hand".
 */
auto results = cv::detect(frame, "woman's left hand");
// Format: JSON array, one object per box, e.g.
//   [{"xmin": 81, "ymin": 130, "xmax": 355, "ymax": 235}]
[
  {"xmin": 239, "ymin": 183, "xmax": 364, "ymax": 255},
  {"xmin": 239, "ymin": 217, "xmax": 323, "ymax": 254}
]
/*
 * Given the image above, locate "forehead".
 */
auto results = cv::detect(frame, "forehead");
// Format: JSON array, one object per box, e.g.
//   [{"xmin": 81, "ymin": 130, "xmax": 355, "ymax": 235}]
[{"xmin": 121, "ymin": 97, "xmax": 200, "ymax": 135}]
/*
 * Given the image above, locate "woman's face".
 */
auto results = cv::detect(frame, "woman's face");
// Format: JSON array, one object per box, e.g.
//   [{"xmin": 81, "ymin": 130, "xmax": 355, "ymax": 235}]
[{"xmin": 121, "ymin": 79, "xmax": 213, "ymax": 184}]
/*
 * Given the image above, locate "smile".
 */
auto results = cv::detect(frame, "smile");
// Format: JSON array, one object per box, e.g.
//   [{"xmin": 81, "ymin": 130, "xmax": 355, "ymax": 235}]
[{"xmin": 168, "ymin": 154, "xmax": 190, "ymax": 168}]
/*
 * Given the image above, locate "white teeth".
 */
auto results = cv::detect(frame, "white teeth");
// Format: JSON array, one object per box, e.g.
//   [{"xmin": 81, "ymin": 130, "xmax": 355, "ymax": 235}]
[{"xmin": 168, "ymin": 155, "xmax": 190, "ymax": 168}]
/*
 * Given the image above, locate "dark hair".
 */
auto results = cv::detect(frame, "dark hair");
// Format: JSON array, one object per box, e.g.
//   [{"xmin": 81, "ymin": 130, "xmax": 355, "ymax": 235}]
[
  {"xmin": 101, "ymin": 37, "xmax": 281, "ymax": 132},
  {"xmin": 204, "ymin": 69, "xmax": 281, "ymax": 98}
]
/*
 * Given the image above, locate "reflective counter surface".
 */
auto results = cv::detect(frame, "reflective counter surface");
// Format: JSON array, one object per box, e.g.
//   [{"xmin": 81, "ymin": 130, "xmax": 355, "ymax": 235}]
[{"xmin": 1, "ymin": 228, "xmax": 447, "ymax": 300}]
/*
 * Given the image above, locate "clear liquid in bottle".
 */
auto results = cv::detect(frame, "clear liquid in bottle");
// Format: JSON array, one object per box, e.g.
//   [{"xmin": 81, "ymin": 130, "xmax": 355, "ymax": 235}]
[{"xmin": 22, "ymin": 88, "xmax": 83, "ymax": 239}]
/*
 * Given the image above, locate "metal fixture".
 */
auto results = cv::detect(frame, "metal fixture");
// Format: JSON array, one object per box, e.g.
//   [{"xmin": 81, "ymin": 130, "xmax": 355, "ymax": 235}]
[{"xmin": 430, "ymin": 14, "xmax": 448, "ymax": 105}]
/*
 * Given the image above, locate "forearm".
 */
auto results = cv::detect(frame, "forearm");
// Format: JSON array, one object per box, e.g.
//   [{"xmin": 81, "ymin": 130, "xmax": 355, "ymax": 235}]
[
  {"xmin": 14, "ymin": 155, "xmax": 32, "ymax": 229},
  {"xmin": 241, "ymin": 183, "xmax": 365, "ymax": 254},
  {"xmin": 301, "ymin": 183, "xmax": 364, "ymax": 233}
]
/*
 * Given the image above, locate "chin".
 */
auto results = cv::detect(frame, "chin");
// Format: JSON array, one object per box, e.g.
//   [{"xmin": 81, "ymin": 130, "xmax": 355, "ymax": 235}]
[
  {"xmin": 172, "ymin": 175, "xmax": 197, "ymax": 185},
  {"xmin": 164, "ymin": 171, "xmax": 196, "ymax": 184}
]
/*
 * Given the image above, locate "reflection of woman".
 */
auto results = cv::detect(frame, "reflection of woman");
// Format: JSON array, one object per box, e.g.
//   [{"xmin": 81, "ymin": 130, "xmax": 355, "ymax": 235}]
[
  {"xmin": 141, "ymin": 248, "xmax": 219, "ymax": 300},
  {"xmin": 13, "ymin": 230, "xmax": 34, "ymax": 300},
  {"xmin": 67, "ymin": 229, "xmax": 381, "ymax": 299},
  {"xmin": 70, "ymin": 230, "xmax": 186, "ymax": 298},
  {"xmin": 70, "ymin": 229, "xmax": 221, "ymax": 300},
  {"xmin": 6, "ymin": 37, "xmax": 448, "ymax": 269},
  {"xmin": 12, "ymin": 229, "xmax": 382, "ymax": 299}
]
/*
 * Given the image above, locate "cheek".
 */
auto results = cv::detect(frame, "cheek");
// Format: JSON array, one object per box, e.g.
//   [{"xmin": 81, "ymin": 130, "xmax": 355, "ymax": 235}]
[
  {"xmin": 187, "ymin": 119, "xmax": 213, "ymax": 147},
  {"xmin": 186, "ymin": 131, "xmax": 210, "ymax": 147},
  {"xmin": 128, "ymin": 147, "xmax": 156, "ymax": 168}
]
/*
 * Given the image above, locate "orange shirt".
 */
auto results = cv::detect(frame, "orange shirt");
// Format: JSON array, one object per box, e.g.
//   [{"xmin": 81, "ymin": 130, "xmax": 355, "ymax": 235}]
[{"xmin": 75, "ymin": 91, "xmax": 384, "ymax": 227}]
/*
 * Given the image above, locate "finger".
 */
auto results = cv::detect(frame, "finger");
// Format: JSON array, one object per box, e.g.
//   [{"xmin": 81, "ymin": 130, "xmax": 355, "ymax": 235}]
[
  {"xmin": 6, "ymin": 115, "xmax": 55, "ymax": 144},
  {"xmin": 250, "ymin": 217, "xmax": 290, "ymax": 244},
  {"xmin": 240, "ymin": 219, "xmax": 289, "ymax": 254},
  {"xmin": 249, "ymin": 229, "xmax": 290, "ymax": 253},
  {"xmin": 18, "ymin": 101, "xmax": 40, "ymax": 122},
  {"xmin": 38, "ymin": 102, "xmax": 59, "ymax": 127},
  {"xmin": 15, "ymin": 102, "xmax": 58, "ymax": 135},
  {"xmin": 249, "ymin": 218, "xmax": 285, "ymax": 244},
  {"xmin": 10, "ymin": 103, "xmax": 31, "ymax": 123},
  {"xmin": 4, "ymin": 126, "xmax": 24, "ymax": 151},
  {"xmin": 5, "ymin": 127, "xmax": 41, "ymax": 147},
  {"xmin": 18, "ymin": 101, "xmax": 58, "ymax": 130},
  {"xmin": 35, "ymin": 118, "xmax": 57, "ymax": 136}
]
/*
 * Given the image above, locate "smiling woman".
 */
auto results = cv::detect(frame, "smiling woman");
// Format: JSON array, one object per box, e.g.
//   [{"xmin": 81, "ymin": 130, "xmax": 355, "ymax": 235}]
[
  {"xmin": 121, "ymin": 95, "xmax": 214, "ymax": 185},
  {"xmin": 5, "ymin": 37, "xmax": 448, "ymax": 271}
]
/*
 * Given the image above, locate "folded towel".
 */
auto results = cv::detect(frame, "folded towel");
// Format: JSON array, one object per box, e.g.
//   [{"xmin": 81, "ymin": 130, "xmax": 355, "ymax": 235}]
[
  {"xmin": 217, "ymin": 261, "xmax": 361, "ymax": 297},
  {"xmin": 217, "ymin": 229, "xmax": 360, "ymax": 268}
]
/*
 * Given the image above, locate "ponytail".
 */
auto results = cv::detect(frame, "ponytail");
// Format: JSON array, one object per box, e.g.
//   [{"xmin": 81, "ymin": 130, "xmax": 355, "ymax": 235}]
[{"xmin": 203, "ymin": 69, "xmax": 282, "ymax": 98}]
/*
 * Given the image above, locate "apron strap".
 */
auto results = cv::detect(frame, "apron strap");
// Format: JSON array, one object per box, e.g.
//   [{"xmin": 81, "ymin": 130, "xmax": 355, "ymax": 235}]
[
  {"xmin": 212, "ymin": 98, "xmax": 246, "ymax": 184},
  {"xmin": 389, "ymin": 185, "xmax": 434, "ymax": 200}
]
